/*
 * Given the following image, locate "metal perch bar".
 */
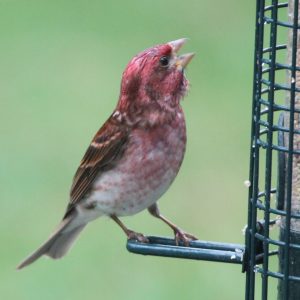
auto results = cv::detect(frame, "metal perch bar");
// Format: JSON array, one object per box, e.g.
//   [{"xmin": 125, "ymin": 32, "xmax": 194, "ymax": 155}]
[{"xmin": 127, "ymin": 236, "xmax": 245, "ymax": 264}]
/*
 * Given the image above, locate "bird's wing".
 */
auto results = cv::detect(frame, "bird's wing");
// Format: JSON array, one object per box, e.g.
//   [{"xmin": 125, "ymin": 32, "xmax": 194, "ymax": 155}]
[{"xmin": 64, "ymin": 114, "xmax": 129, "ymax": 217}]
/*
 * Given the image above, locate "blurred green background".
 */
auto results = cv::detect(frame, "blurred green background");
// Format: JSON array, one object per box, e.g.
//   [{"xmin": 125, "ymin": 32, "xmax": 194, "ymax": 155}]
[{"xmin": 0, "ymin": 0, "xmax": 257, "ymax": 299}]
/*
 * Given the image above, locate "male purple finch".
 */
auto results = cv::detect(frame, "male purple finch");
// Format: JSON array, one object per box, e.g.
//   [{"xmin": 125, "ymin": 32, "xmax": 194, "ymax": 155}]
[{"xmin": 17, "ymin": 38, "xmax": 196, "ymax": 269}]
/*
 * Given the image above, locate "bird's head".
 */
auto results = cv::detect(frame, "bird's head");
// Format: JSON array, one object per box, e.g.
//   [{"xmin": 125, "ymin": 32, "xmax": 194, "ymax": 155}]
[{"xmin": 117, "ymin": 38, "xmax": 194, "ymax": 112}]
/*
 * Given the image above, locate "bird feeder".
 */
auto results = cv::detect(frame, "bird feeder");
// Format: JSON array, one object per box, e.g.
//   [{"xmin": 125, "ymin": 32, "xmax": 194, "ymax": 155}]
[{"xmin": 127, "ymin": 1, "xmax": 300, "ymax": 299}]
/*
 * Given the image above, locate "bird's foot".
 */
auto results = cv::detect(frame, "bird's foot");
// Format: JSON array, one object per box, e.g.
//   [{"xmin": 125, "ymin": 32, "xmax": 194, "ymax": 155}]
[
  {"xmin": 127, "ymin": 230, "xmax": 149, "ymax": 243},
  {"xmin": 174, "ymin": 228, "xmax": 198, "ymax": 246}
]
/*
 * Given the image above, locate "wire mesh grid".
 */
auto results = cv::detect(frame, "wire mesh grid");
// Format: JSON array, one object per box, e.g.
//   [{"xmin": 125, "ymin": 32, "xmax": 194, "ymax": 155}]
[{"xmin": 245, "ymin": 0, "xmax": 300, "ymax": 299}]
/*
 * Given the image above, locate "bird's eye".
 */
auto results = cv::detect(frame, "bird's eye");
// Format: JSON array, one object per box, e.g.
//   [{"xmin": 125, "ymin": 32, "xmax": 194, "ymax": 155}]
[{"xmin": 159, "ymin": 56, "xmax": 169, "ymax": 67}]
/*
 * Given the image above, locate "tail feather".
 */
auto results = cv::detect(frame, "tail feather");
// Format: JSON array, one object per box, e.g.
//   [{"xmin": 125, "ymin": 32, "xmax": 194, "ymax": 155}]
[{"xmin": 17, "ymin": 217, "xmax": 86, "ymax": 270}]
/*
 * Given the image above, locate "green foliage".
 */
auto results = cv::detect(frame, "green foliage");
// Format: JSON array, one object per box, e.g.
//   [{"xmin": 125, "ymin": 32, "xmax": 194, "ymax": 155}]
[{"xmin": 0, "ymin": 0, "xmax": 255, "ymax": 299}]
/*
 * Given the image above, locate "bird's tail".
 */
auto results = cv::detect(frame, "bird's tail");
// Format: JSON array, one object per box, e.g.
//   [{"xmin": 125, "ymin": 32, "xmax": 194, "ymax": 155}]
[{"xmin": 17, "ymin": 215, "xmax": 86, "ymax": 270}]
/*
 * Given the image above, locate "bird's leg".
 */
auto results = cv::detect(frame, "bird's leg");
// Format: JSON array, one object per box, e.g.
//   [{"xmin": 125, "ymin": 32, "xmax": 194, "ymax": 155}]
[
  {"xmin": 110, "ymin": 215, "xmax": 149, "ymax": 243},
  {"xmin": 148, "ymin": 203, "xmax": 198, "ymax": 246}
]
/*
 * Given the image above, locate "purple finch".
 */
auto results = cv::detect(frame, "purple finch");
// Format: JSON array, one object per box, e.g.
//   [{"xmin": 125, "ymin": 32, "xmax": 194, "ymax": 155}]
[{"xmin": 17, "ymin": 38, "xmax": 196, "ymax": 269}]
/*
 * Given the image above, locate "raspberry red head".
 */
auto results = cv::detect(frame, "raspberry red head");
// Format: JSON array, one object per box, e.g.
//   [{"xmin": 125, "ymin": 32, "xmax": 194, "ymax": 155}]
[{"xmin": 118, "ymin": 38, "xmax": 195, "ymax": 112}]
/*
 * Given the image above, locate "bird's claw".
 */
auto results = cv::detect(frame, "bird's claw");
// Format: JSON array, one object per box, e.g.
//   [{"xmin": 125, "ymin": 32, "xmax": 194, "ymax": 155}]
[
  {"xmin": 127, "ymin": 230, "xmax": 149, "ymax": 243},
  {"xmin": 174, "ymin": 229, "xmax": 198, "ymax": 246}
]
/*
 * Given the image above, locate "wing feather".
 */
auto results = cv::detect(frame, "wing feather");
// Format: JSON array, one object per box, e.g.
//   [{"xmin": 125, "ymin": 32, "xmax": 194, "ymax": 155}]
[{"xmin": 64, "ymin": 115, "xmax": 128, "ymax": 217}]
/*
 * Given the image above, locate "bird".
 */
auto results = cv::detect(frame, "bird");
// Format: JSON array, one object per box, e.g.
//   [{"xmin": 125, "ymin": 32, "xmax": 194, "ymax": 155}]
[{"xmin": 17, "ymin": 38, "xmax": 196, "ymax": 269}]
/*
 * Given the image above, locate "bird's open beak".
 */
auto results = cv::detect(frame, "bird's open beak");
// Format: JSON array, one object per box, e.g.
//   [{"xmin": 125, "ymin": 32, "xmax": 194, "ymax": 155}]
[{"xmin": 168, "ymin": 38, "xmax": 195, "ymax": 69}]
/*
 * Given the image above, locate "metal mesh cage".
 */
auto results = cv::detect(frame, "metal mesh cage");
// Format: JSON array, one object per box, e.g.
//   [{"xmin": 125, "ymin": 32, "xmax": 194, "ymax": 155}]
[{"xmin": 245, "ymin": 0, "xmax": 300, "ymax": 299}]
